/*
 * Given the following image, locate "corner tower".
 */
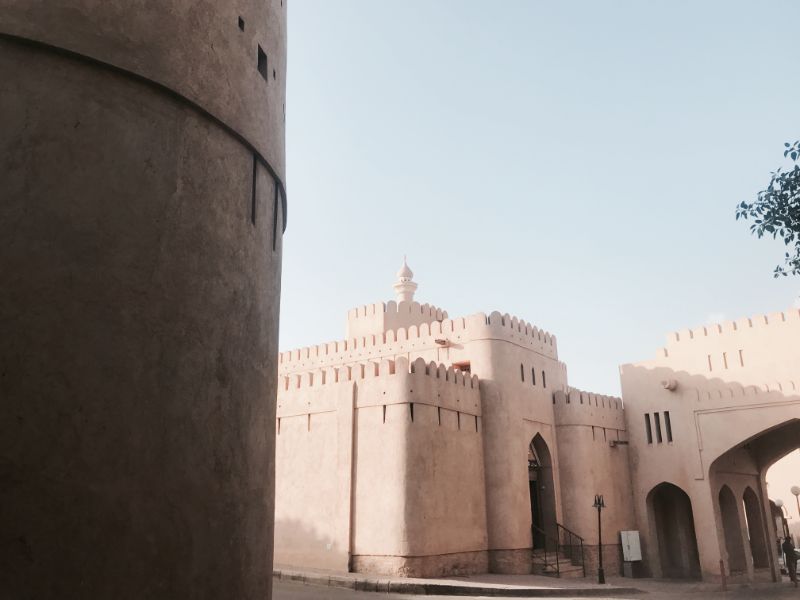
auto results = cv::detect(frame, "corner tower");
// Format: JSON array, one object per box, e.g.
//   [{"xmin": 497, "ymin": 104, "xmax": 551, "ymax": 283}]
[{"xmin": 0, "ymin": 2, "xmax": 286, "ymax": 598}]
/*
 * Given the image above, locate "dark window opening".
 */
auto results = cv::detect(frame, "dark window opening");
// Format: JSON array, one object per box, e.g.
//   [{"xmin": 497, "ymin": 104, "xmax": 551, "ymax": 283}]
[
  {"xmin": 542, "ymin": 370, "xmax": 546, "ymax": 388},
  {"xmin": 654, "ymin": 412, "xmax": 663, "ymax": 443},
  {"xmin": 664, "ymin": 411, "xmax": 673, "ymax": 442},
  {"xmin": 520, "ymin": 363, "xmax": 525, "ymax": 382},
  {"xmin": 273, "ymin": 68, "xmax": 277, "ymax": 79},
  {"xmin": 238, "ymin": 16, "xmax": 245, "ymax": 31},
  {"xmin": 257, "ymin": 45, "xmax": 268, "ymax": 80},
  {"xmin": 531, "ymin": 368, "xmax": 536, "ymax": 386},
  {"xmin": 645, "ymin": 413, "xmax": 653, "ymax": 444}
]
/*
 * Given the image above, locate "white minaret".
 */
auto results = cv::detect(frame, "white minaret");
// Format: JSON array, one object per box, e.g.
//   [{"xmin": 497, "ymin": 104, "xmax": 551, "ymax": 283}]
[{"xmin": 393, "ymin": 256, "xmax": 418, "ymax": 302}]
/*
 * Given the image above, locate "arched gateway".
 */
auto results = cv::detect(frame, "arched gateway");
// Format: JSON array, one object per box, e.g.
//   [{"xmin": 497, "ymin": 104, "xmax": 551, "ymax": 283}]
[{"xmin": 528, "ymin": 434, "xmax": 557, "ymax": 549}]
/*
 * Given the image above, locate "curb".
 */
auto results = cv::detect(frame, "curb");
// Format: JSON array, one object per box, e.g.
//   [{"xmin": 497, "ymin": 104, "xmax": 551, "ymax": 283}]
[{"xmin": 273, "ymin": 569, "xmax": 644, "ymax": 597}]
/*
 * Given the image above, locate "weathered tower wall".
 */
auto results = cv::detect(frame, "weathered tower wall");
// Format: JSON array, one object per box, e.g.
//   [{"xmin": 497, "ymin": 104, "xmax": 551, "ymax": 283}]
[
  {"xmin": 0, "ymin": 2, "xmax": 285, "ymax": 598},
  {"xmin": 274, "ymin": 358, "xmax": 488, "ymax": 577}
]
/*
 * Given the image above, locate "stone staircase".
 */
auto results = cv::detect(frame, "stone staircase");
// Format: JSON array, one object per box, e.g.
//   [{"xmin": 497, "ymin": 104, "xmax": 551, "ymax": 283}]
[
  {"xmin": 531, "ymin": 522, "xmax": 587, "ymax": 579},
  {"xmin": 532, "ymin": 549, "xmax": 585, "ymax": 578}
]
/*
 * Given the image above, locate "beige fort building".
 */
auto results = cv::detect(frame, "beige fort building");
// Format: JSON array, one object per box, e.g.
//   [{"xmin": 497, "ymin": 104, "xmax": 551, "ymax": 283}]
[{"xmin": 275, "ymin": 260, "xmax": 800, "ymax": 584}]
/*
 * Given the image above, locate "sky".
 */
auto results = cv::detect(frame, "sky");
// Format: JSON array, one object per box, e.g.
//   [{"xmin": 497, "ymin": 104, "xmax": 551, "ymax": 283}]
[{"xmin": 281, "ymin": 0, "xmax": 800, "ymax": 397}]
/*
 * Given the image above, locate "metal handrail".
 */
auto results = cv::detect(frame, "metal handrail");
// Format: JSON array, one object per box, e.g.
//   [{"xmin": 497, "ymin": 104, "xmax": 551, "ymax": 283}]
[
  {"xmin": 532, "ymin": 523, "xmax": 587, "ymax": 578},
  {"xmin": 531, "ymin": 524, "xmax": 560, "ymax": 577},
  {"xmin": 556, "ymin": 523, "xmax": 586, "ymax": 578}
]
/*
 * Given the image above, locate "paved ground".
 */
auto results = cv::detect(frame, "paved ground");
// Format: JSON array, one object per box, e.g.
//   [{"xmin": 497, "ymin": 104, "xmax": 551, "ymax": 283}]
[{"xmin": 274, "ymin": 578, "xmax": 800, "ymax": 599}]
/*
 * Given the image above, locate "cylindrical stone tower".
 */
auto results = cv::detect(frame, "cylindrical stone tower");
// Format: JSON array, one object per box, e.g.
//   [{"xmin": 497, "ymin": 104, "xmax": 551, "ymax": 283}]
[{"xmin": 0, "ymin": 2, "xmax": 286, "ymax": 598}]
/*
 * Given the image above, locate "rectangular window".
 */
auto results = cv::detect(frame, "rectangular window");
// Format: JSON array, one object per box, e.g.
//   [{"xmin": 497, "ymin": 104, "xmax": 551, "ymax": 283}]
[
  {"xmin": 531, "ymin": 367, "xmax": 536, "ymax": 386},
  {"xmin": 664, "ymin": 411, "xmax": 673, "ymax": 442},
  {"xmin": 645, "ymin": 414, "xmax": 653, "ymax": 444},
  {"xmin": 542, "ymin": 370, "xmax": 546, "ymax": 388},
  {"xmin": 654, "ymin": 412, "xmax": 663, "ymax": 443},
  {"xmin": 257, "ymin": 45, "xmax": 268, "ymax": 80},
  {"xmin": 520, "ymin": 363, "xmax": 525, "ymax": 382}
]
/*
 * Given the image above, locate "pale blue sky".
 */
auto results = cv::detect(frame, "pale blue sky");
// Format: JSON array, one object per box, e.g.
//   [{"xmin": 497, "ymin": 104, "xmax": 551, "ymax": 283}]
[{"xmin": 281, "ymin": 0, "xmax": 799, "ymax": 396}]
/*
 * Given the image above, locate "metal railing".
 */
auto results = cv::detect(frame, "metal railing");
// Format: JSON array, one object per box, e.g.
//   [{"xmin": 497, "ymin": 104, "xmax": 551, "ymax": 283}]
[{"xmin": 531, "ymin": 523, "xmax": 586, "ymax": 578}]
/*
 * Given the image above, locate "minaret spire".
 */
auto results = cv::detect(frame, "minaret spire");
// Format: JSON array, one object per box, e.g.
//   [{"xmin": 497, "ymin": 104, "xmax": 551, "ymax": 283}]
[{"xmin": 393, "ymin": 256, "xmax": 418, "ymax": 302}]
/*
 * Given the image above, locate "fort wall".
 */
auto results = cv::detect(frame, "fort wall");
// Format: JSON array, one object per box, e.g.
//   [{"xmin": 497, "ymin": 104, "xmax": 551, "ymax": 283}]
[
  {"xmin": 274, "ymin": 357, "xmax": 487, "ymax": 577},
  {"xmin": 280, "ymin": 310, "xmax": 558, "ymax": 375},
  {"xmin": 622, "ymin": 309, "xmax": 800, "ymax": 582},
  {"xmin": 643, "ymin": 309, "xmax": 800, "ymax": 387}
]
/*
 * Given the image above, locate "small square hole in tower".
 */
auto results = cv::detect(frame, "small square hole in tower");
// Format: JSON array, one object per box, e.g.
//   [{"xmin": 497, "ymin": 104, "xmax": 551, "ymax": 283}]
[
  {"xmin": 238, "ymin": 16, "xmax": 245, "ymax": 31},
  {"xmin": 257, "ymin": 45, "xmax": 268, "ymax": 80}
]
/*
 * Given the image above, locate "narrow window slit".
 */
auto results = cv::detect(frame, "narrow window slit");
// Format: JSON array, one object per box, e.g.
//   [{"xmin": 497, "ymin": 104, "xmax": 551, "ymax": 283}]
[
  {"xmin": 654, "ymin": 412, "xmax": 663, "ymax": 443},
  {"xmin": 238, "ymin": 16, "xmax": 245, "ymax": 31},
  {"xmin": 664, "ymin": 411, "xmax": 673, "ymax": 442},
  {"xmin": 409, "ymin": 403, "xmax": 414, "ymax": 422},
  {"xmin": 645, "ymin": 414, "xmax": 653, "ymax": 444},
  {"xmin": 257, "ymin": 45, "xmax": 268, "ymax": 80}
]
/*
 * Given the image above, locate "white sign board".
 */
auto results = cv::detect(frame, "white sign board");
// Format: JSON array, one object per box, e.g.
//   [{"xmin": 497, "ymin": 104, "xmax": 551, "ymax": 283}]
[{"xmin": 620, "ymin": 530, "xmax": 642, "ymax": 562}]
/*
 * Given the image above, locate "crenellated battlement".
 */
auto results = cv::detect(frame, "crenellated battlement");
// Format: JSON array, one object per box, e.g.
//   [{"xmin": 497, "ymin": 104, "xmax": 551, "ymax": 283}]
[
  {"xmin": 277, "ymin": 356, "xmax": 482, "ymax": 422},
  {"xmin": 280, "ymin": 310, "xmax": 558, "ymax": 374},
  {"xmin": 347, "ymin": 300, "xmax": 448, "ymax": 322},
  {"xmin": 692, "ymin": 379, "xmax": 799, "ymax": 402},
  {"xmin": 553, "ymin": 388, "xmax": 626, "ymax": 431},
  {"xmin": 666, "ymin": 309, "xmax": 800, "ymax": 346},
  {"xmin": 279, "ymin": 356, "xmax": 479, "ymax": 393},
  {"xmin": 486, "ymin": 311, "xmax": 557, "ymax": 348}
]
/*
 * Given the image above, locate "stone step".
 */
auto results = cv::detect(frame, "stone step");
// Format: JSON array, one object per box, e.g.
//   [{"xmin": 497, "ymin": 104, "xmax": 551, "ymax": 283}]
[{"xmin": 532, "ymin": 551, "xmax": 586, "ymax": 578}]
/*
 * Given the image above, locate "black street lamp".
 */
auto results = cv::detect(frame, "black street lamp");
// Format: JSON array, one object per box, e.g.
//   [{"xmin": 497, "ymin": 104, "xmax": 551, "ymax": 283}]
[{"xmin": 593, "ymin": 494, "xmax": 606, "ymax": 584}]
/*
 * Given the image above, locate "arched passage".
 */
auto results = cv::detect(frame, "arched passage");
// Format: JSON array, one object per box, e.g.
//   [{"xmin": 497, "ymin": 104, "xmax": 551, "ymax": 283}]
[
  {"xmin": 743, "ymin": 487, "xmax": 770, "ymax": 568},
  {"xmin": 708, "ymin": 418, "xmax": 800, "ymax": 582},
  {"xmin": 718, "ymin": 485, "xmax": 747, "ymax": 574},
  {"xmin": 528, "ymin": 434, "xmax": 557, "ymax": 549},
  {"xmin": 648, "ymin": 482, "xmax": 701, "ymax": 579}
]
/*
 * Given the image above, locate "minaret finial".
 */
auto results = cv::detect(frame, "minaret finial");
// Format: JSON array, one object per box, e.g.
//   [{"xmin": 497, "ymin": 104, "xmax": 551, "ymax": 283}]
[{"xmin": 393, "ymin": 257, "xmax": 418, "ymax": 302}]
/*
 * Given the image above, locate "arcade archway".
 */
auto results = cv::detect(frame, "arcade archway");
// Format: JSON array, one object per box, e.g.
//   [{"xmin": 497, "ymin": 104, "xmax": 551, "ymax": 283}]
[
  {"xmin": 708, "ymin": 418, "xmax": 800, "ymax": 581},
  {"xmin": 647, "ymin": 482, "xmax": 701, "ymax": 579},
  {"xmin": 743, "ymin": 486, "xmax": 770, "ymax": 568},
  {"xmin": 718, "ymin": 485, "xmax": 746, "ymax": 574}
]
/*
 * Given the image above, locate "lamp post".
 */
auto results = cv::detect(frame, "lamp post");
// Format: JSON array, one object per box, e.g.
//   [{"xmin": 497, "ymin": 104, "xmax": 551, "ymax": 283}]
[
  {"xmin": 792, "ymin": 486, "xmax": 800, "ymax": 521},
  {"xmin": 593, "ymin": 494, "xmax": 606, "ymax": 584}
]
